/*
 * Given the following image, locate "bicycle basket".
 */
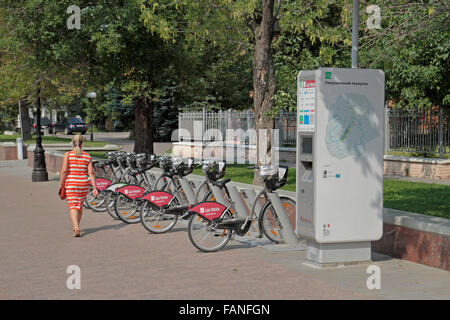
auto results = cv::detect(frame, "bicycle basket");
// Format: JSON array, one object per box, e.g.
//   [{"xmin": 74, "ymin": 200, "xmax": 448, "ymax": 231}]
[
  {"xmin": 126, "ymin": 156, "xmax": 137, "ymax": 169},
  {"xmin": 206, "ymin": 161, "xmax": 226, "ymax": 181},
  {"xmin": 136, "ymin": 156, "xmax": 147, "ymax": 168},
  {"xmin": 264, "ymin": 166, "xmax": 288, "ymax": 192},
  {"xmin": 159, "ymin": 157, "xmax": 172, "ymax": 171},
  {"xmin": 107, "ymin": 154, "xmax": 119, "ymax": 167},
  {"xmin": 176, "ymin": 163, "xmax": 193, "ymax": 177},
  {"xmin": 119, "ymin": 156, "xmax": 127, "ymax": 167}
]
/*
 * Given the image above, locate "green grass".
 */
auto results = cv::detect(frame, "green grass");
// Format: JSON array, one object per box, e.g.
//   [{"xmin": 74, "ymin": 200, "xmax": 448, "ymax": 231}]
[
  {"xmin": 0, "ymin": 133, "xmax": 22, "ymax": 142},
  {"xmin": 193, "ymin": 164, "xmax": 296, "ymax": 191},
  {"xmin": 0, "ymin": 134, "xmax": 107, "ymax": 147},
  {"xmin": 193, "ymin": 164, "xmax": 449, "ymax": 219},
  {"xmin": 90, "ymin": 151, "xmax": 107, "ymax": 159},
  {"xmin": 383, "ymin": 179, "xmax": 450, "ymax": 219}
]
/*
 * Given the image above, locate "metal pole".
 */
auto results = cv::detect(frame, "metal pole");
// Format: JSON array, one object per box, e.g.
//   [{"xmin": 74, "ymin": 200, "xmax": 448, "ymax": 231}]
[
  {"xmin": 17, "ymin": 137, "xmax": 23, "ymax": 160},
  {"xmin": 352, "ymin": 0, "xmax": 360, "ymax": 68},
  {"xmin": 18, "ymin": 100, "xmax": 24, "ymax": 139},
  {"xmin": 90, "ymin": 99, "xmax": 94, "ymax": 142},
  {"xmin": 32, "ymin": 85, "xmax": 48, "ymax": 182},
  {"xmin": 279, "ymin": 108, "xmax": 284, "ymax": 147},
  {"xmin": 202, "ymin": 107, "xmax": 206, "ymax": 142},
  {"xmin": 439, "ymin": 107, "xmax": 444, "ymax": 159},
  {"xmin": 384, "ymin": 102, "xmax": 389, "ymax": 155}
]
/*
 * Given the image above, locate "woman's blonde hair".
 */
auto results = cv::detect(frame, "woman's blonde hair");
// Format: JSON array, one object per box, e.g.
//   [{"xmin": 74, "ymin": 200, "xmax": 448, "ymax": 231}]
[{"xmin": 72, "ymin": 135, "xmax": 83, "ymax": 157}]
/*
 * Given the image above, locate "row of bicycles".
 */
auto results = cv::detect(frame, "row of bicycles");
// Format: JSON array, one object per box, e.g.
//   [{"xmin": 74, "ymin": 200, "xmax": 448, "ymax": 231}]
[{"xmin": 84, "ymin": 151, "xmax": 297, "ymax": 252}]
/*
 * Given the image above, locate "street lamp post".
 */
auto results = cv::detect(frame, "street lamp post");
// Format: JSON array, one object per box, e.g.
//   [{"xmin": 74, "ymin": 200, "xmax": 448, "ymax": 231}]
[
  {"xmin": 351, "ymin": 0, "xmax": 359, "ymax": 68},
  {"xmin": 87, "ymin": 92, "xmax": 97, "ymax": 142},
  {"xmin": 32, "ymin": 87, "xmax": 48, "ymax": 182}
]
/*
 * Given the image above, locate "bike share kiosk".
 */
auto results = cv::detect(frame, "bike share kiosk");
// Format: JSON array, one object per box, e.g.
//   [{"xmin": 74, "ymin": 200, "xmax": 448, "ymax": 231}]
[{"xmin": 296, "ymin": 68, "xmax": 384, "ymax": 266}]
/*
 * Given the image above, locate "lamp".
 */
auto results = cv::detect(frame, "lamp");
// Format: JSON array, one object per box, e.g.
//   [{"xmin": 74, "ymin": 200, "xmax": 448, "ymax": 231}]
[{"xmin": 87, "ymin": 92, "xmax": 97, "ymax": 141}]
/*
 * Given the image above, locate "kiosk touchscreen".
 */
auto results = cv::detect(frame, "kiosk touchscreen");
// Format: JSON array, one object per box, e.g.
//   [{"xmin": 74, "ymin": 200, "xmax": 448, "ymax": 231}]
[{"xmin": 296, "ymin": 68, "xmax": 385, "ymax": 266}]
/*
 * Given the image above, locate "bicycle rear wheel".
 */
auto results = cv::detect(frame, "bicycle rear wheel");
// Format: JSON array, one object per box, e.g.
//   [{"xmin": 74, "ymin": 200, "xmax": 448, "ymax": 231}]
[
  {"xmin": 188, "ymin": 212, "xmax": 232, "ymax": 252},
  {"xmin": 258, "ymin": 196, "xmax": 296, "ymax": 243},
  {"xmin": 140, "ymin": 201, "xmax": 178, "ymax": 234}
]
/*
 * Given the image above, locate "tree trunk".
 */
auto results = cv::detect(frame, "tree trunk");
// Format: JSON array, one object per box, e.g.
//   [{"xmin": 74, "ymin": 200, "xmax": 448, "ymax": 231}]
[
  {"xmin": 97, "ymin": 115, "xmax": 106, "ymax": 132},
  {"xmin": 252, "ymin": 0, "xmax": 277, "ymax": 184},
  {"xmin": 19, "ymin": 98, "xmax": 32, "ymax": 140},
  {"xmin": 133, "ymin": 96, "xmax": 154, "ymax": 154},
  {"xmin": 105, "ymin": 117, "xmax": 113, "ymax": 132}
]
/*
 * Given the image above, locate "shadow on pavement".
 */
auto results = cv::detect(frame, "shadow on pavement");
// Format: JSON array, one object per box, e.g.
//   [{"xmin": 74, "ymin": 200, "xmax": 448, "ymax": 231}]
[
  {"xmin": 372, "ymin": 252, "xmax": 394, "ymax": 262},
  {"xmin": 81, "ymin": 222, "xmax": 129, "ymax": 236}
]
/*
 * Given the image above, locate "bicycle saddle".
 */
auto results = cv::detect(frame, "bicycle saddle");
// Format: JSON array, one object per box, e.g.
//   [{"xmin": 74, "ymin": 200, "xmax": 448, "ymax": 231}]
[{"xmin": 212, "ymin": 178, "xmax": 231, "ymax": 189}]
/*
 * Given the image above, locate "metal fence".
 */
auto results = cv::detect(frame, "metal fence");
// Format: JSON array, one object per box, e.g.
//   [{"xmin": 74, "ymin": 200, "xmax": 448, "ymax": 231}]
[
  {"xmin": 178, "ymin": 109, "xmax": 297, "ymax": 147},
  {"xmin": 179, "ymin": 106, "xmax": 450, "ymax": 157},
  {"xmin": 386, "ymin": 106, "xmax": 450, "ymax": 158}
]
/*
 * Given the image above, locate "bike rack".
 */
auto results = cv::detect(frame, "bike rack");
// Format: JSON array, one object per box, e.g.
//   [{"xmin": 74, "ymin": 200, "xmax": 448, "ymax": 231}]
[
  {"xmin": 227, "ymin": 185, "xmax": 249, "ymax": 220},
  {"xmin": 242, "ymin": 189, "xmax": 263, "ymax": 233},
  {"xmin": 266, "ymin": 192, "xmax": 300, "ymax": 246},
  {"xmin": 179, "ymin": 177, "xmax": 197, "ymax": 204}
]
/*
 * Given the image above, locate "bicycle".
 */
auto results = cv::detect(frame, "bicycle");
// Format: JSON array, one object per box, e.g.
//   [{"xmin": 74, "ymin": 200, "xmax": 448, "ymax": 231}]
[
  {"xmin": 85, "ymin": 152, "xmax": 149, "ymax": 213},
  {"xmin": 139, "ymin": 159, "xmax": 225, "ymax": 234},
  {"xmin": 186, "ymin": 165, "xmax": 296, "ymax": 252},
  {"xmin": 108, "ymin": 155, "xmax": 161, "ymax": 222},
  {"xmin": 84, "ymin": 153, "xmax": 120, "ymax": 212}
]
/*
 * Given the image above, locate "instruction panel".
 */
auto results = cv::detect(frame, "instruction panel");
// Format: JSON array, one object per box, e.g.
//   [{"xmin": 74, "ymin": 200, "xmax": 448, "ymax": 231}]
[{"xmin": 297, "ymin": 80, "xmax": 316, "ymax": 131}]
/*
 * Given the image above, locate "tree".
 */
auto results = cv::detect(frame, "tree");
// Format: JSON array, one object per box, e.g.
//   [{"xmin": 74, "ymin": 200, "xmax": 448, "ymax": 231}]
[
  {"xmin": 140, "ymin": 0, "xmax": 353, "ymax": 182},
  {"xmin": 358, "ymin": 0, "xmax": 449, "ymax": 109}
]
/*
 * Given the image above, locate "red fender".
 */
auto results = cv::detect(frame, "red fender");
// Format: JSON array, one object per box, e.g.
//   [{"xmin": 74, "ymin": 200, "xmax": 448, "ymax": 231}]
[
  {"xmin": 115, "ymin": 185, "xmax": 146, "ymax": 199},
  {"xmin": 89, "ymin": 178, "xmax": 112, "ymax": 191},
  {"xmin": 139, "ymin": 191, "xmax": 174, "ymax": 207},
  {"xmin": 189, "ymin": 202, "xmax": 227, "ymax": 221}
]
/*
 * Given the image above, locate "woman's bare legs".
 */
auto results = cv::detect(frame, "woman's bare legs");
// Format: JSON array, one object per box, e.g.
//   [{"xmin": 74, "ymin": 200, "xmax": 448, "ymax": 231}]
[
  {"xmin": 70, "ymin": 209, "xmax": 80, "ymax": 230},
  {"xmin": 77, "ymin": 208, "xmax": 83, "ymax": 225},
  {"xmin": 69, "ymin": 207, "xmax": 83, "ymax": 236}
]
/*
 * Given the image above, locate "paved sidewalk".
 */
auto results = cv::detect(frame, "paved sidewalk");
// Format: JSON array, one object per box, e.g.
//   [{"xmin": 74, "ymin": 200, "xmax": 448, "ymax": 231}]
[{"xmin": 0, "ymin": 160, "xmax": 449, "ymax": 300}]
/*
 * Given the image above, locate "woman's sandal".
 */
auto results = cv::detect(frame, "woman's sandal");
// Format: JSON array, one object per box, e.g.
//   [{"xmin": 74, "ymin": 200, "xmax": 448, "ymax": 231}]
[{"xmin": 73, "ymin": 227, "xmax": 81, "ymax": 237}]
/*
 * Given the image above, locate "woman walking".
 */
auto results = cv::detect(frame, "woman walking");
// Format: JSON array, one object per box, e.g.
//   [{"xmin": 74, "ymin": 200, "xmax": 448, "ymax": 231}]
[{"xmin": 59, "ymin": 135, "xmax": 98, "ymax": 237}]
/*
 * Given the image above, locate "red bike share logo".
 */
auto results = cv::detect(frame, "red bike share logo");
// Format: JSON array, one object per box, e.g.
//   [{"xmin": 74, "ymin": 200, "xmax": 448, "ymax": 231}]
[
  {"xmin": 140, "ymin": 191, "xmax": 173, "ymax": 207},
  {"xmin": 89, "ymin": 178, "xmax": 112, "ymax": 191},
  {"xmin": 189, "ymin": 202, "xmax": 227, "ymax": 221},
  {"xmin": 116, "ymin": 185, "xmax": 145, "ymax": 199}
]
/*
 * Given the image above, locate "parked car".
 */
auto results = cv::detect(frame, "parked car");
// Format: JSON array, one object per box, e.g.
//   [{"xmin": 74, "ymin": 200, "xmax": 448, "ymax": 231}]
[
  {"xmin": 31, "ymin": 117, "xmax": 53, "ymax": 135},
  {"xmin": 54, "ymin": 117, "xmax": 88, "ymax": 135}
]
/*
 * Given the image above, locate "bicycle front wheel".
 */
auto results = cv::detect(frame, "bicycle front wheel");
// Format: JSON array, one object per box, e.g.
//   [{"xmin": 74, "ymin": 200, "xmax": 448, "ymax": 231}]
[
  {"xmin": 105, "ymin": 192, "xmax": 119, "ymax": 219},
  {"xmin": 258, "ymin": 197, "xmax": 296, "ymax": 243},
  {"xmin": 86, "ymin": 188, "xmax": 107, "ymax": 212},
  {"xmin": 140, "ymin": 201, "xmax": 178, "ymax": 234},
  {"xmin": 188, "ymin": 212, "xmax": 232, "ymax": 252},
  {"xmin": 202, "ymin": 190, "xmax": 216, "ymax": 202},
  {"xmin": 114, "ymin": 194, "xmax": 141, "ymax": 224}
]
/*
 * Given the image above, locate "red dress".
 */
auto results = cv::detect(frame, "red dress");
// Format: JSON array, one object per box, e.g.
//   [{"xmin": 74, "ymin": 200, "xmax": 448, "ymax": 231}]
[{"xmin": 65, "ymin": 150, "xmax": 91, "ymax": 210}]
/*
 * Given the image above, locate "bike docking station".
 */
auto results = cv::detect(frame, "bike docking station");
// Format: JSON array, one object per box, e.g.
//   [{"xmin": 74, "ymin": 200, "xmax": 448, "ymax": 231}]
[
  {"xmin": 296, "ymin": 68, "xmax": 385, "ymax": 267},
  {"xmin": 225, "ymin": 169, "xmax": 305, "ymax": 252}
]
